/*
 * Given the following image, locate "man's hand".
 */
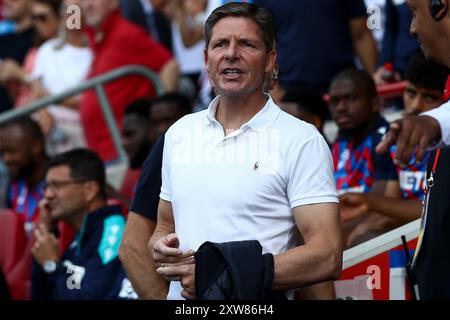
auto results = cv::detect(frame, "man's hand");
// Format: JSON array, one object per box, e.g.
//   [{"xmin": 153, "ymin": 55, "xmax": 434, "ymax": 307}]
[
  {"xmin": 157, "ymin": 263, "xmax": 196, "ymax": 300},
  {"xmin": 36, "ymin": 109, "xmax": 55, "ymax": 137},
  {"xmin": 152, "ymin": 233, "xmax": 195, "ymax": 266},
  {"xmin": 0, "ymin": 59, "xmax": 25, "ymax": 83},
  {"xmin": 373, "ymin": 66, "xmax": 401, "ymax": 85},
  {"xmin": 37, "ymin": 198, "xmax": 54, "ymax": 229},
  {"xmin": 339, "ymin": 193, "xmax": 370, "ymax": 222},
  {"xmin": 31, "ymin": 223, "xmax": 60, "ymax": 265},
  {"xmin": 376, "ymin": 115, "xmax": 441, "ymax": 166},
  {"xmin": 152, "ymin": 233, "xmax": 196, "ymax": 299}
]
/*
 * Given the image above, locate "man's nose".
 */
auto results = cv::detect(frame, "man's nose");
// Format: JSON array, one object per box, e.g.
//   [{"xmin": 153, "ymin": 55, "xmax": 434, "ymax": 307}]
[
  {"xmin": 43, "ymin": 184, "xmax": 55, "ymax": 198},
  {"xmin": 335, "ymin": 99, "xmax": 348, "ymax": 112},
  {"xmin": 225, "ymin": 43, "xmax": 238, "ymax": 60}
]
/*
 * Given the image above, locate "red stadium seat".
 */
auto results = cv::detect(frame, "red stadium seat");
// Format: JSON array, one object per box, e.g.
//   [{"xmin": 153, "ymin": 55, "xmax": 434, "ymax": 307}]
[
  {"xmin": 0, "ymin": 210, "xmax": 27, "ymax": 272},
  {"xmin": 0, "ymin": 209, "xmax": 31, "ymax": 299}
]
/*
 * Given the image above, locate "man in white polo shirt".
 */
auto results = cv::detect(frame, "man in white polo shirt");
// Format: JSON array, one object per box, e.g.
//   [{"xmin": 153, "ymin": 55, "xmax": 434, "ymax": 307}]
[{"xmin": 148, "ymin": 2, "xmax": 342, "ymax": 300}]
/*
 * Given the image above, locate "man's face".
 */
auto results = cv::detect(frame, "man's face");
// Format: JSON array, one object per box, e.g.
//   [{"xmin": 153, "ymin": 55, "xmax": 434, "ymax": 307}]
[
  {"xmin": 329, "ymin": 78, "xmax": 377, "ymax": 133},
  {"xmin": 80, "ymin": 0, "xmax": 117, "ymax": 28},
  {"xmin": 0, "ymin": 126, "xmax": 35, "ymax": 181},
  {"xmin": 3, "ymin": 0, "xmax": 31, "ymax": 21},
  {"xmin": 204, "ymin": 17, "xmax": 275, "ymax": 98},
  {"xmin": 43, "ymin": 165, "xmax": 87, "ymax": 221},
  {"xmin": 403, "ymin": 82, "xmax": 444, "ymax": 115},
  {"xmin": 122, "ymin": 114, "xmax": 151, "ymax": 169},
  {"xmin": 31, "ymin": 2, "xmax": 60, "ymax": 41},
  {"xmin": 150, "ymin": 101, "xmax": 187, "ymax": 137},
  {"xmin": 407, "ymin": 0, "xmax": 447, "ymax": 65}
]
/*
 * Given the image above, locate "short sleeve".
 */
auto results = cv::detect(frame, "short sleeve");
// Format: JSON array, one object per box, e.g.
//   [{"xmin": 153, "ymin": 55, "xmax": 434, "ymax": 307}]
[
  {"xmin": 159, "ymin": 131, "xmax": 172, "ymax": 202},
  {"xmin": 287, "ymin": 133, "xmax": 339, "ymax": 209},
  {"xmin": 422, "ymin": 100, "xmax": 450, "ymax": 148},
  {"xmin": 130, "ymin": 135, "xmax": 165, "ymax": 222}
]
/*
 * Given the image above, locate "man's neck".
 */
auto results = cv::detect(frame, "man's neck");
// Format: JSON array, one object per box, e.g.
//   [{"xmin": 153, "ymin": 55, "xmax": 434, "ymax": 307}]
[
  {"xmin": 215, "ymin": 92, "xmax": 268, "ymax": 135},
  {"xmin": 70, "ymin": 199, "xmax": 107, "ymax": 232},
  {"xmin": 66, "ymin": 30, "xmax": 87, "ymax": 48},
  {"xmin": 343, "ymin": 118, "xmax": 377, "ymax": 146}
]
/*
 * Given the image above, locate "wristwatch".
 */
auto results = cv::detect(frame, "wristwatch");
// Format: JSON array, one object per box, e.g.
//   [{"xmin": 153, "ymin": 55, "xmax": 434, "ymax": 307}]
[{"xmin": 43, "ymin": 260, "xmax": 57, "ymax": 274}]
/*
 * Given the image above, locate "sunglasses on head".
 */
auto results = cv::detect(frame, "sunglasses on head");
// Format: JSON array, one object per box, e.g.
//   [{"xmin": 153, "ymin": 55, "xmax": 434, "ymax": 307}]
[{"xmin": 31, "ymin": 13, "xmax": 50, "ymax": 22}]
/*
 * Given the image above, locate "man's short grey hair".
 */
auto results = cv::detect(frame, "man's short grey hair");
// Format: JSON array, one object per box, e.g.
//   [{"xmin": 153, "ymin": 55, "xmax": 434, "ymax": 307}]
[{"xmin": 204, "ymin": 2, "xmax": 275, "ymax": 52}]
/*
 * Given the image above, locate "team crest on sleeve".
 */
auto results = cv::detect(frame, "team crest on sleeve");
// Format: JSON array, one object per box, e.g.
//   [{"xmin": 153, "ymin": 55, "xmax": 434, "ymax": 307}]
[{"xmin": 98, "ymin": 215, "xmax": 125, "ymax": 265}]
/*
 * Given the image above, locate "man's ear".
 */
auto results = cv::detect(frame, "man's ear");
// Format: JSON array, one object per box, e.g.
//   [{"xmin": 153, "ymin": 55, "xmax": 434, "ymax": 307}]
[
  {"xmin": 430, "ymin": 0, "xmax": 449, "ymax": 21},
  {"xmin": 204, "ymin": 49, "xmax": 210, "ymax": 72},
  {"xmin": 83, "ymin": 181, "xmax": 100, "ymax": 203},
  {"xmin": 264, "ymin": 49, "xmax": 277, "ymax": 74}
]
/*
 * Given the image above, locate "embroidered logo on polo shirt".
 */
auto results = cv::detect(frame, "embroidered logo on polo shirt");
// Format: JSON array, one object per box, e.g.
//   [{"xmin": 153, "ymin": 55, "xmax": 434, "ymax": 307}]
[{"xmin": 252, "ymin": 158, "xmax": 279, "ymax": 176}]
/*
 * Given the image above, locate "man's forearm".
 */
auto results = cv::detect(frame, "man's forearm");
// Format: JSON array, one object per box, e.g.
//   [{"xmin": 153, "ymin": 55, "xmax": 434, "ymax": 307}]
[
  {"xmin": 366, "ymin": 195, "xmax": 422, "ymax": 223},
  {"xmin": 350, "ymin": 18, "xmax": 378, "ymax": 74},
  {"xmin": 354, "ymin": 33, "xmax": 378, "ymax": 74},
  {"xmin": 159, "ymin": 60, "xmax": 179, "ymax": 92},
  {"xmin": 119, "ymin": 213, "xmax": 168, "ymax": 299},
  {"xmin": 297, "ymin": 281, "xmax": 336, "ymax": 300},
  {"xmin": 120, "ymin": 241, "xmax": 168, "ymax": 299},
  {"xmin": 272, "ymin": 242, "xmax": 341, "ymax": 291}
]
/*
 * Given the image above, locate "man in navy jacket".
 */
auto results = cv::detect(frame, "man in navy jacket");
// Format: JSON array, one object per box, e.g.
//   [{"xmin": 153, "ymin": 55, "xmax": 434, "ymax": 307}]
[{"xmin": 31, "ymin": 149, "xmax": 136, "ymax": 300}]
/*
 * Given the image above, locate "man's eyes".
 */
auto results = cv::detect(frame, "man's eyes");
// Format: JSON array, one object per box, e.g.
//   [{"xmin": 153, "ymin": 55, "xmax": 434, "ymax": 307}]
[
  {"xmin": 242, "ymin": 41, "xmax": 255, "ymax": 48},
  {"xmin": 212, "ymin": 41, "xmax": 256, "ymax": 48},
  {"xmin": 213, "ymin": 42, "xmax": 225, "ymax": 48}
]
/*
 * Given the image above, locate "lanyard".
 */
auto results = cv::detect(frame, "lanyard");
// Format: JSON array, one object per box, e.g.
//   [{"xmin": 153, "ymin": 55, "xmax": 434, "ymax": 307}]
[
  {"xmin": 426, "ymin": 148, "xmax": 441, "ymax": 189},
  {"xmin": 412, "ymin": 148, "xmax": 443, "ymax": 293}
]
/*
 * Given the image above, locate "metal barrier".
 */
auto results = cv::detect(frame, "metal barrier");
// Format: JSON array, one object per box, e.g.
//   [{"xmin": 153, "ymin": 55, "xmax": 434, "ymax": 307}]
[{"xmin": 0, "ymin": 64, "xmax": 164, "ymax": 188}]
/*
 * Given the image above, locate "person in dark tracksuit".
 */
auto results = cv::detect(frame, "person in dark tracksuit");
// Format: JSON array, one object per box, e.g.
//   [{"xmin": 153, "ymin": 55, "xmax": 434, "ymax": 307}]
[{"xmin": 31, "ymin": 149, "xmax": 137, "ymax": 300}]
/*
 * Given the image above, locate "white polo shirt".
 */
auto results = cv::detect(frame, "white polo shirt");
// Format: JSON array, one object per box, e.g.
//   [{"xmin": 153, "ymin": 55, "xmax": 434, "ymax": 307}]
[
  {"xmin": 422, "ymin": 99, "xmax": 450, "ymax": 148},
  {"xmin": 160, "ymin": 95, "xmax": 338, "ymax": 300}
]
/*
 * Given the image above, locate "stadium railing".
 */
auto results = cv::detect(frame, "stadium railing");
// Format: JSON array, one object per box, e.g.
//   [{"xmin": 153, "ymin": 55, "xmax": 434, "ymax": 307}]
[{"xmin": 0, "ymin": 65, "xmax": 164, "ymax": 189}]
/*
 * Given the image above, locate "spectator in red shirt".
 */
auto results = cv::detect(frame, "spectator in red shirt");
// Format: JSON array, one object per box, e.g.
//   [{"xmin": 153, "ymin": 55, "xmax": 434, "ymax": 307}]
[{"xmin": 79, "ymin": 0, "xmax": 178, "ymax": 162}]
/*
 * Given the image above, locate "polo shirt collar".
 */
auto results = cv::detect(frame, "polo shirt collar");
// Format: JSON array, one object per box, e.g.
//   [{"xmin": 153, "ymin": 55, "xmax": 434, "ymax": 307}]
[{"xmin": 204, "ymin": 94, "xmax": 280, "ymax": 132}]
